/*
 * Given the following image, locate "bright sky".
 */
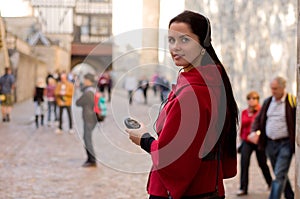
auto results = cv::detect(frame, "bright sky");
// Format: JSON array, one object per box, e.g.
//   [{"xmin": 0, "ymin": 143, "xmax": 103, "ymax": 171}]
[
  {"xmin": 112, "ymin": 0, "xmax": 184, "ymax": 35},
  {"xmin": 112, "ymin": 0, "xmax": 184, "ymax": 55},
  {"xmin": 159, "ymin": 0, "xmax": 185, "ymax": 30},
  {"xmin": 0, "ymin": 0, "xmax": 32, "ymax": 17},
  {"xmin": 112, "ymin": 0, "xmax": 143, "ymax": 35}
]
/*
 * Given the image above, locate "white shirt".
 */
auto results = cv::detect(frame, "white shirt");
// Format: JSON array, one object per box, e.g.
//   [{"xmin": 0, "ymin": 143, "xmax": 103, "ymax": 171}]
[{"xmin": 266, "ymin": 94, "xmax": 289, "ymax": 140}]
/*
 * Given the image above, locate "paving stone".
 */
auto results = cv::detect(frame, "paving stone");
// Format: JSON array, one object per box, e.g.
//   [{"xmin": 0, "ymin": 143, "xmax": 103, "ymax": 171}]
[{"xmin": 0, "ymin": 89, "xmax": 295, "ymax": 199}]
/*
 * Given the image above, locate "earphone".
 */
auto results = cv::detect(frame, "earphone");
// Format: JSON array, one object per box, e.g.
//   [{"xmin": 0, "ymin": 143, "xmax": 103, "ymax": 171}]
[{"xmin": 203, "ymin": 17, "xmax": 211, "ymax": 48}]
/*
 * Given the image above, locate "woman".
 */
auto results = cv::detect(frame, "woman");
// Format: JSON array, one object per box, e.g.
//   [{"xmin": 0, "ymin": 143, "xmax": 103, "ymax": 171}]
[
  {"xmin": 126, "ymin": 10, "xmax": 239, "ymax": 199},
  {"xmin": 46, "ymin": 77, "xmax": 58, "ymax": 125},
  {"xmin": 237, "ymin": 91, "xmax": 272, "ymax": 196}
]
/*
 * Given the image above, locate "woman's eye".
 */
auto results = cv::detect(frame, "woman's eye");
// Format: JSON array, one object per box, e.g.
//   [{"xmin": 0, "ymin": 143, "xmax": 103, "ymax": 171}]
[
  {"xmin": 181, "ymin": 37, "xmax": 189, "ymax": 43},
  {"xmin": 168, "ymin": 37, "xmax": 175, "ymax": 44}
]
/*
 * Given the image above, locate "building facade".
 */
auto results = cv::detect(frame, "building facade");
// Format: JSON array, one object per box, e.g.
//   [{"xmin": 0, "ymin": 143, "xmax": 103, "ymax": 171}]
[{"xmin": 31, "ymin": 0, "xmax": 113, "ymax": 75}]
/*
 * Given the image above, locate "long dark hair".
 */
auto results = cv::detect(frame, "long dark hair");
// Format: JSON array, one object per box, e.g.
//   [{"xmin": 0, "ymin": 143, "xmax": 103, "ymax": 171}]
[{"xmin": 169, "ymin": 10, "xmax": 239, "ymax": 157}]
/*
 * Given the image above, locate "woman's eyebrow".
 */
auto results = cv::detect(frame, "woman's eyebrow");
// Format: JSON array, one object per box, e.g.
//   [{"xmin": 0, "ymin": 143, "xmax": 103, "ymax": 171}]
[
  {"xmin": 179, "ymin": 34, "xmax": 192, "ymax": 39},
  {"xmin": 168, "ymin": 34, "xmax": 192, "ymax": 39}
]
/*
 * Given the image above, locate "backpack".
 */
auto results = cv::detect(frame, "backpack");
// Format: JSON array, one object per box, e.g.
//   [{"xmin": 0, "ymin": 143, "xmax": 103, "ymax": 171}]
[
  {"xmin": 287, "ymin": 93, "xmax": 296, "ymax": 108},
  {"xmin": 94, "ymin": 92, "xmax": 107, "ymax": 122}
]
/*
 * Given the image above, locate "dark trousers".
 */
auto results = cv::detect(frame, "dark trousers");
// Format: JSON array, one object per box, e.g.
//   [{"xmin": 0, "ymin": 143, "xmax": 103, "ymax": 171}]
[
  {"xmin": 240, "ymin": 141, "xmax": 272, "ymax": 192},
  {"xmin": 128, "ymin": 90, "xmax": 133, "ymax": 104},
  {"xmin": 58, "ymin": 106, "xmax": 72, "ymax": 130},
  {"xmin": 83, "ymin": 122, "xmax": 97, "ymax": 163},
  {"xmin": 142, "ymin": 88, "xmax": 148, "ymax": 104}
]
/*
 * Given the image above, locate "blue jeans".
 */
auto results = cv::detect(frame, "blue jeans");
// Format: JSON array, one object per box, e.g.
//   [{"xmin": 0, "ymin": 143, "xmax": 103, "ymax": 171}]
[
  {"xmin": 47, "ymin": 101, "xmax": 57, "ymax": 122},
  {"xmin": 266, "ymin": 138, "xmax": 294, "ymax": 199}
]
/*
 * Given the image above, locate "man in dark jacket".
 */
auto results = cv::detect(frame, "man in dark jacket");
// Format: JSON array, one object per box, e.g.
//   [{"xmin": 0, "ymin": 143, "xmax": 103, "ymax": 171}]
[
  {"xmin": 252, "ymin": 76, "xmax": 296, "ymax": 199},
  {"xmin": 76, "ymin": 73, "xmax": 98, "ymax": 167},
  {"xmin": 0, "ymin": 67, "xmax": 15, "ymax": 122}
]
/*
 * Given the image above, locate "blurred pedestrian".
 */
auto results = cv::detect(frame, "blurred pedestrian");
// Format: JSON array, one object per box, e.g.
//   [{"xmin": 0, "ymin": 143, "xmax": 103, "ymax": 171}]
[
  {"xmin": 252, "ymin": 76, "xmax": 296, "ymax": 199},
  {"xmin": 55, "ymin": 73, "xmax": 74, "ymax": 134},
  {"xmin": 237, "ymin": 91, "xmax": 272, "ymax": 196},
  {"xmin": 53, "ymin": 69, "xmax": 61, "ymax": 82},
  {"xmin": 138, "ymin": 76, "xmax": 149, "ymax": 104},
  {"xmin": 97, "ymin": 71, "xmax": 112, "ymax": 102},
  {"xmin": 67, "ymin": 72, "xmax": 75, "ymax": 83},
  {"xmin": 46, "ymin": 72, "xmax": 54, "ymax": 85},
  {"xmin": 46, "ymin": 77, "xmax": 58, "ymax": 125},
  {"xmin": 0, "ymin": 67, "xmax": 15, "ymax": 122},
  {"xmin": 125, "ymin": 10, "xmax": 239, "ymax": 199},
  {"xmin": 151, "ymin": 72, "xmax": 159, "ymax": 96},
  {"xmin": 33, "ymin": 78, "xmax": 46, "ymax": 128},
  {"xmin": 107, "ymin": 72, "xmax": 113, "ymax": 102},
  {"xmin": 76, "ymin": 73, "xmax": 97, "ymax": 167},
  {"xmin": 158, "ymin": 76, "xmax": 170, "ymax": 102},
  {"xmin": 123, "ymin": 74, "xmax": 138, "ymax": 105},
  {"xmin": 94, "ymin": 88, "xmax": 107, "ymax": 122}
]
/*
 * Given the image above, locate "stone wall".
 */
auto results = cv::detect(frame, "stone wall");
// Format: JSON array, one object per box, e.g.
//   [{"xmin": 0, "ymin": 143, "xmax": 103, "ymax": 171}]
[
  {"xmin": 15, "ymin": 53, "xmax": 47, "ymax": 102},
  {"xmin": 4, "ymin": 38, "xmax": 71, "ymax": 103},
  {"xmin": 33, "ymin": 46, "xmax": 71, "ymax": 74}
]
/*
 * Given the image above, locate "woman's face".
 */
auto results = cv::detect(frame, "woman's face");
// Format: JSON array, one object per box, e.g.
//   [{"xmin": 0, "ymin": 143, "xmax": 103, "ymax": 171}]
[
  {"xmin": 168, "ymin": 22, "xmax": 202, "ymax": 68},
  {"xmin": 247, "ymin": 95, "xmax": 259, "ymax": 108}
]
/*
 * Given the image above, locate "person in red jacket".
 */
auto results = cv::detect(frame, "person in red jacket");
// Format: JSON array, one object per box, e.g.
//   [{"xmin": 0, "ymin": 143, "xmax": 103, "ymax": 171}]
[
  {"xmin": 237, "ymin": 91, "xmax": 272, "ymax": 196},
  {"xmin": 126, "ymin": 10, "xmax": 239, "ymax": 199}
]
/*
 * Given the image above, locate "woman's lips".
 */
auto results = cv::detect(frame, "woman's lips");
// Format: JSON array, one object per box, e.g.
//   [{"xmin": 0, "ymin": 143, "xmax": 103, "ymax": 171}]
[{"xmin": 173, "ymin": 54, "xmax": 184, "ymax": 60}]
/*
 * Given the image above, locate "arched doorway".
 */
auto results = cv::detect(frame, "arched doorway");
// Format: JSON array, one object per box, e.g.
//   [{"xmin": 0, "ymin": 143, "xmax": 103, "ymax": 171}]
[{"xmin": 71, "ymin": 62, "xmax": 96, "ymax": 90}]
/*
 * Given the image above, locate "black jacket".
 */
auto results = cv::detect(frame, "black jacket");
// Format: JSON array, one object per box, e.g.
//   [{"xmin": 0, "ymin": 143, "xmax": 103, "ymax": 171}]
[{"xmin": 251, "ymin": 94, "xmax": 296, "ymax": 153}]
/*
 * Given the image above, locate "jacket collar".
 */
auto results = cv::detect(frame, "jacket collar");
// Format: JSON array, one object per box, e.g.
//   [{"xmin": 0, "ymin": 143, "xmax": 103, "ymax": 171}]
[
  {"xmin": 271, "ymin": 92, "xmax": 286, "ymax": 103},
  {"xmin": 174, "ymin": 64, "xmax": 223, "ymax": 92}
]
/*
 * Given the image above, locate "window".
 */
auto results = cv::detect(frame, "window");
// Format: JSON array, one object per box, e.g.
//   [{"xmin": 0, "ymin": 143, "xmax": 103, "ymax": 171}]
[{"xmin": 90, "ymin": 16, "xmax": 111, "ymax": 35}]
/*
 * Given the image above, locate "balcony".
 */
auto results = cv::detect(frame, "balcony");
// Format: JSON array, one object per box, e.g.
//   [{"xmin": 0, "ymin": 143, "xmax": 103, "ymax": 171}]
[
  {"xmin": 75, "ymin": 2, "xmax": 112, "ymax": 14},
  {"xmin": 31, "ymin": 0, "xmax": 76, "ymax": 7}
]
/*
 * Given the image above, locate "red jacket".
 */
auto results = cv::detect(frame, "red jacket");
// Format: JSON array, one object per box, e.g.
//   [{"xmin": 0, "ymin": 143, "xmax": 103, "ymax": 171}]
[
  {"xmin": 239, "ymin": 106, "xmax": 260, "ymax": 141},
  {"xmin": 147, "ymin": 65, "xmax": 237, "ymax": 199}
]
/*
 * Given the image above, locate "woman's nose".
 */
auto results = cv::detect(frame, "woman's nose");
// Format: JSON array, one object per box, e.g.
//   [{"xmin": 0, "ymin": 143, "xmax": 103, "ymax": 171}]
[{"xmin": 170, "ymin": 41, "xmax": 181, "ymax": 51}]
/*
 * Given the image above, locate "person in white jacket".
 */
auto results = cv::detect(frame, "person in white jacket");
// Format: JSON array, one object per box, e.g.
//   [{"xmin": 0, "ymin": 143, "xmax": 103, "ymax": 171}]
[{"xmin": 123, "ymin": 75, "xmax": 138, "ymax": 105}]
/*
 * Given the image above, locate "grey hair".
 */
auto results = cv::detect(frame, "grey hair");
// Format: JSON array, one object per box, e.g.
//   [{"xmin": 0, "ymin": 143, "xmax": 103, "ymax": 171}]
[{"xmin": 272, "ymin": 76, "xmax": 286, "ymax": 88}]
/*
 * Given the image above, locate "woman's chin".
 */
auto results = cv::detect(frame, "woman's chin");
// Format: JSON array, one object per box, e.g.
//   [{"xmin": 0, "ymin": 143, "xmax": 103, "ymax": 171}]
[{"xmin": 174, "ymin": 61, "xmax": 189, "ymax": 67}]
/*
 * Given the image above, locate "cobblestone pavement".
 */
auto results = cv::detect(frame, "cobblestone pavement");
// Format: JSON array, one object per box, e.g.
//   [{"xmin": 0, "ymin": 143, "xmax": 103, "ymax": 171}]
[{"xmin": 0, "ymin": 88, "xmax": 295, "ymax": 199}]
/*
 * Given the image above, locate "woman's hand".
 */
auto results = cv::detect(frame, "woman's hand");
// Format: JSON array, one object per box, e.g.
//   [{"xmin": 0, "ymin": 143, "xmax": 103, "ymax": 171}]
[{"xmin": 125, "ymin": 123, "xmax": 147, "ymax": 146}]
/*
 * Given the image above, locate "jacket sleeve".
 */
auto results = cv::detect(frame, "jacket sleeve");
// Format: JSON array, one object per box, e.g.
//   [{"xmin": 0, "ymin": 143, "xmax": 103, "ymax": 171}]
[
  {"xmin": 149, "ymin": 90, "xmax": 212, "ymax": 199},
  {"xmin": 251, "ymin": 108, "xmax": 261, "ymax": 132},
  {"xmin": 251, "ymin": 98, "xmax": 269, "ymax": 150},
  {"xmin": 75, "ymin": 93, "xmax": 86, "ymax": 107},
  {"xmin": 239, "ymin": 110, "xmax": 245, "ymax": 139},
  {"xmin": 66, "ymin": 83, "xmax": 74, "ymax": 97},
  {"xmin": 54, "ymin": 84, "xmax": 60, "ymax": 96}
]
